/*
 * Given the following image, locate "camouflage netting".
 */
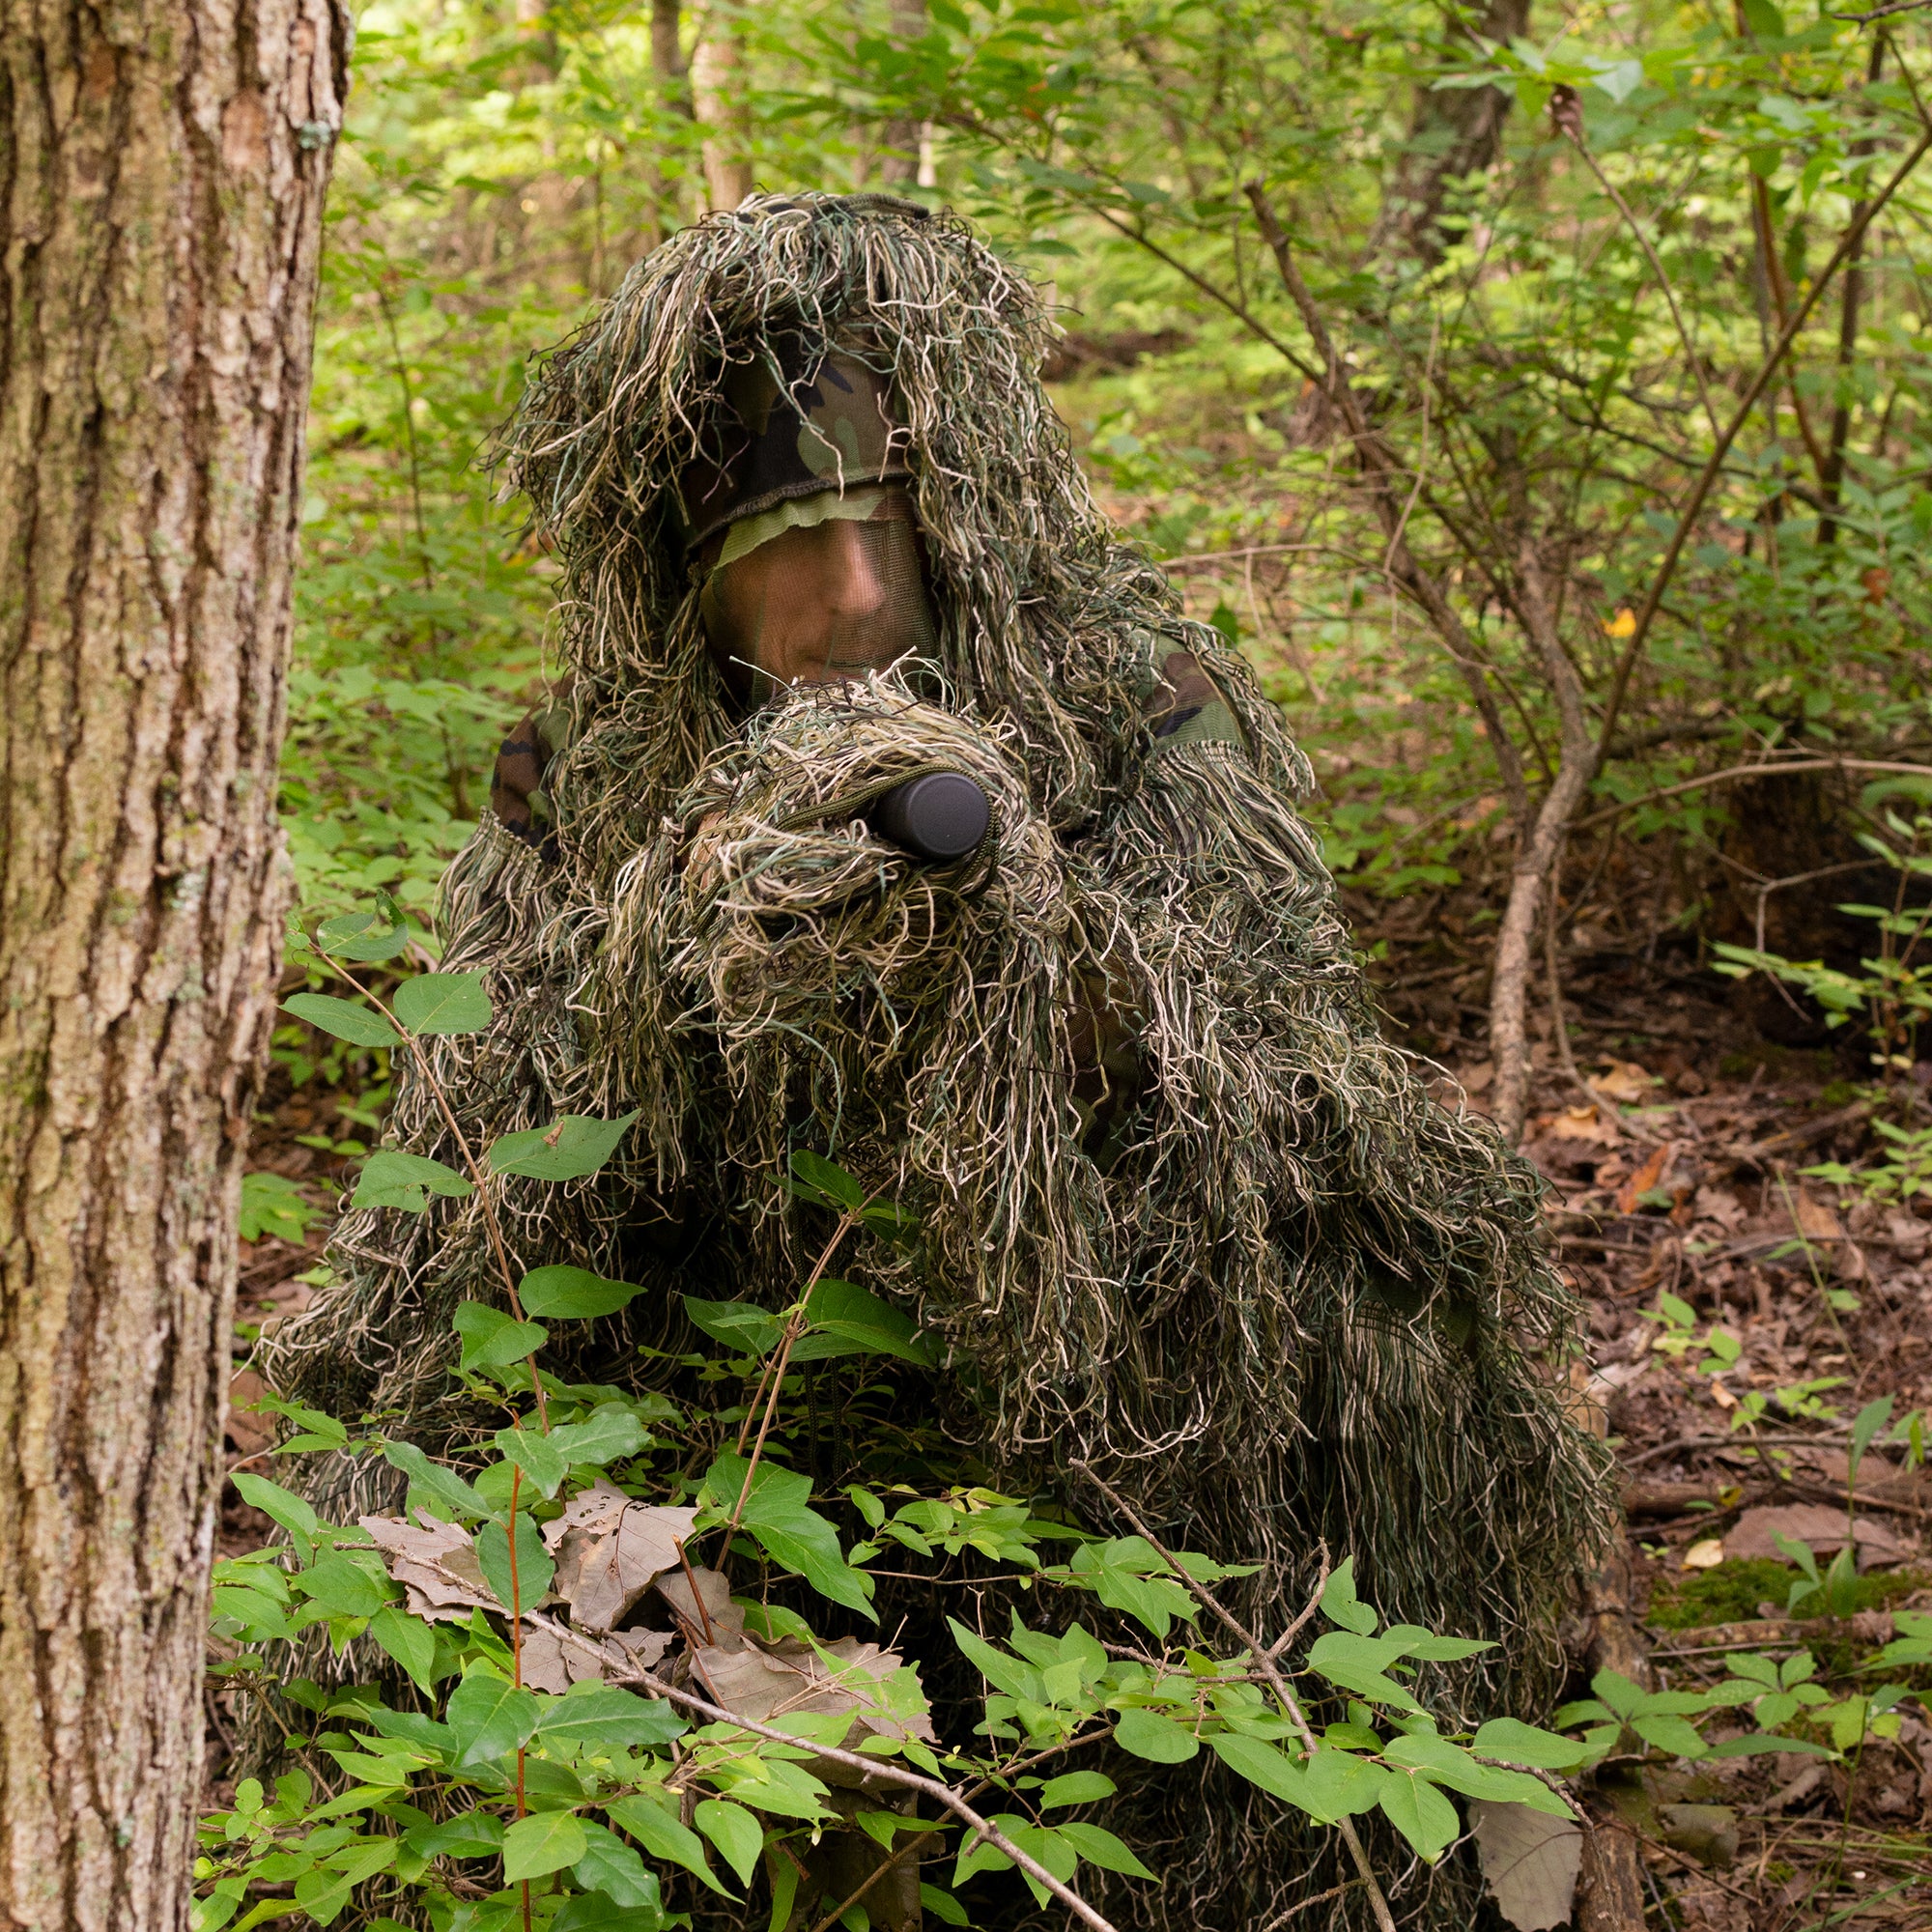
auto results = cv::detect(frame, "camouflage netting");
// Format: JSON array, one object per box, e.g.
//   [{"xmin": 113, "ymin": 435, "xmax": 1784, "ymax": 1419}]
[{"xmin": 262, "ymin": 191, "xmax": 1613, "ymax": 1929}]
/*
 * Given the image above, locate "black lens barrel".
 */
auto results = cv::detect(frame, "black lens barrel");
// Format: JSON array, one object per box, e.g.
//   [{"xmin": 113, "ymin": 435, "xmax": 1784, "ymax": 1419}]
[{"xmin": 866, "ymin": 772, "xmax": 990, "ymax": 863}]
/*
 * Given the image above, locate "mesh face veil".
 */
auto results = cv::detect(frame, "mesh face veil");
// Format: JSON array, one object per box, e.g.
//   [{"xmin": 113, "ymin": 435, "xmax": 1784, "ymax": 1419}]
[
  {"xmin": 681, "ymin": 337, "xmax": 937, "ymax": 699},
  {"xmin": 696, "ymin": 486, "xmax": 938, "ymax": 699}
]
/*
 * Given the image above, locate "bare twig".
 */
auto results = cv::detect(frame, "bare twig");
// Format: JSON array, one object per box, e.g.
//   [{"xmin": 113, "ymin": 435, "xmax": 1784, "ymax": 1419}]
[
  {"xmin": 627, "ymin": 1671, "xmax": 1123, "ymax": 1932},
  {"xmin": 1071, "ymin": 1463, "xmax": 1399, "ymax": 1932},
  {"xmin": 1572, "ymin": 756, "xmax": 1932, "ymax": 832}
]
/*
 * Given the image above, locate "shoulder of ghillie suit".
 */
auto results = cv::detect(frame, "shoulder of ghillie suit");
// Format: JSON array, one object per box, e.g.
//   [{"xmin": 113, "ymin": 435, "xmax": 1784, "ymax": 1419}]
[{"xmin": 484, "ymin": 189, "xmax": 1311, "ymax": 850}]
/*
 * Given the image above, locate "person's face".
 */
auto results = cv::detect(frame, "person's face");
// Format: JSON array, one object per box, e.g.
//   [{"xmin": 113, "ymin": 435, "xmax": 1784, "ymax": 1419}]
[{"xmin": 696, "ymin": 489, "xmax": 935, "ymax": 705}]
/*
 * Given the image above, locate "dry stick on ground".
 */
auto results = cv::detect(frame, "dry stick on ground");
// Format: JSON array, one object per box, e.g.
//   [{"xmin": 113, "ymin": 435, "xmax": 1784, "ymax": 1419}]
[
  {"xmin": 1070, "ymin": 1462, "xmax": 1401, "ymax": 1932},
  {"xmin": 625, "ymin": 1671, "xmax": 1122, "ymax": 1932}
]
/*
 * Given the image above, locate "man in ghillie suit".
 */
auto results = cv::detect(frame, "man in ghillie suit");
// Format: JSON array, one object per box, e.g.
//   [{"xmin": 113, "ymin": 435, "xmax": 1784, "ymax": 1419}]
[{"xmin": 267, "ymin": 191, "xmax": 1611, "ymax": 1927}]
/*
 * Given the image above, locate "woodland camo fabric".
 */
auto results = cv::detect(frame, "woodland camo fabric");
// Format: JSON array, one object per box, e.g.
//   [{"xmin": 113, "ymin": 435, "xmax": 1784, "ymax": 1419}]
[{"xmin": 264, "ymin": 192, "xmax": 1613, "ymax": 1931}]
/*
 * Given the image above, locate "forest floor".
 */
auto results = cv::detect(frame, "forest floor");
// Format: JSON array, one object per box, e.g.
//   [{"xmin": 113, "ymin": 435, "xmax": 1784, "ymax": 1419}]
[{"xmin": 217, "ymin": 926, "xmax": 1932, "ymax": 1930}]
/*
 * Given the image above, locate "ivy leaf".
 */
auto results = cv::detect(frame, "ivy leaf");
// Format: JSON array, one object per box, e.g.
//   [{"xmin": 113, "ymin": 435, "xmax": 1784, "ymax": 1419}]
[
  {"xmin": 404, "ymin": 1812, "xmax": 504, "ymax": 1860},
  {"xmin": 231, "ymin": 1473, "xmax": 320, "ymax": 1548},
  {"xmin": 392, "ymin": 971, "xmax": 493, "ymax": 1037},
  {"xmin": 1384, "ymin": 1734, "xmax": 1573, "ymax": 1817},
  {"xmin": 453, "ymin": 1300, "xmax": 548, "ymax": 1371},
  {"xmin": 1305, "ymin": 1632, "xmax": 1426, "ymax": 1713},
  {"xmin": 281, "ymin": 993, "xmax": 401, "ymax": 1048},
  {"xmin": 352, "ymin": 1150, "xmax": 473, "ymax": 1213},
  {"xmin": 502, "ymin": 1811, "xmax": 588, "ymax": 1882},
  {"xmin": 1037, "ymin": 1771, "xmax": 1115, "ymax": 1809},
  {"xmin": 519, "ymin": 1265, "xmax": 643, "ymax": 1319},
  {"xmin": 683, "ymin": 1296, "xmax": 782, "ymax": 1356},
  {"xmin": 1208, "ymin": 1734, "xmax": 1322, "ymax": 1818},
  {"xmin": 707, "ymin": 1453, "xmax": 875, "ymax": 1620},
  {"xmin": 297, "ymin": 1553, "xmax": 388, "ymax": 1619},
  {"xmin": 445, "ymin": 1670, "xmax": 541, "ymax": 1767},
  {"xmin": 488, "ymin": 1111, "xmax": 640, "ymax": 1182},
  {"xmin": 694, "ymin": 1800, "xmax": 763, "ymax": 1889}
]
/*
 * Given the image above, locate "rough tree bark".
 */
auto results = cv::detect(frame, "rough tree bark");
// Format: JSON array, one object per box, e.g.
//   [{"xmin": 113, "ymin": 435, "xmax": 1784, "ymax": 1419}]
[{"xmin": 0, "ymin": 4, "xmax": 348, "ymax": 1928}]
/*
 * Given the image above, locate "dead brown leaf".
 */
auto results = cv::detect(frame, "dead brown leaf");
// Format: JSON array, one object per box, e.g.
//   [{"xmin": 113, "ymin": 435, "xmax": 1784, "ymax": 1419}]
[
  {"xmin": 1470, "ymin": 1799, "xmax": 1581, "ymax": 1931},
  {"xmin": 1617, "ymin": 1143, "xmax": 1671, "ymax": 1216},
  {"xmin": 656, "ymin": 1563, "xmax": 742, "ymax": 1646},
  {"xmin": 360, "ymin": 1510, "xmax": 503, "ymax": 1623},
  {"xmin": 1541, "ymin": 1103, "xmax": 1621, "ymax": 1148},
  {"xmin": 1791, "ymin": 1189, "xmax": 1846, "ymax": 1243},
  {"xmin": 520, "ymin": 1613, "xmax": 673, "ymax": 1693},
  {"xmin": 1590, "ymin": 1061, "xmax": 1658, "ymax": 1106},
  {"xmin": 1727, "ymin": 1504, "xmax": 1906, "ymax": 1564},
  {"xmin": 543, "ymin": 1481, "xmax": 699, "ymax": 1634}
]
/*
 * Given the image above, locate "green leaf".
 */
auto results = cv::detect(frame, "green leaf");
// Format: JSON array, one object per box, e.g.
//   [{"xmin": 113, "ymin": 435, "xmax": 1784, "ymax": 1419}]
[
  {"xmin": 1037, "ymin": 1771, "xmax": 1115, "ymax": 1809},
  {"xmin": 1632, "ymin": 1713, "xmax": 1708, "ymax": 1758},
  {"xmin": 382, "ymin": 1439, "xmax": 489, "ymax": 1522},
  {"xmin": 1208, "ymin": 1734, "xmax": 1322, "ymax": 1818},
  {"xmin": 788, "ymin": 1150, "xmax": 864, "ymax": 1208},
  {"xmin": 1319, "ymin": 1557, "xmax": 1379, "ymax": 1635},
  {"xmin": 1054, "ymin": 1820, "xmax": 1156, "ymax": 1880},
  {"xmin": 694, "ymin": 1800, "xmax": 763, "ymax": 1889},
  {"xmin": 404, "ymin": 1811, "xmax": 504, "ymax": 1860},
  {"xmin": 1113, "ymin": 1706, "xmax": 1200, "ymax": 1763},
  {"xmin": 550, "ymin": 1405, "xmax": 650, "ymax": 1468},
  {"xmin": 393, "ymin": 971, "xmax": 493, "ymax": 1037},
  {"xmin": 453, "ymin": 1301, "xmax": 548, "ymax": 1372},
  {"xmin": 948, "ymin": 1619, "xmax": 1040, "ymax": 1703},
  {"xmin": 488, "ymin": 1111, "xmax": 639, "ymax": 1182},
  {"xmin": 231, "ymin": 1473, "xmax": 319, "ymax": 1545},
  {"xmin": 919, "ymin": 1883, "xmax": 970, "ymax": 1926},
  {"xmin": 552, "ymin": 1892, "xmax": 662, "ymax": 1932},
  {"xmin": 1300, "ymin": 1746, "xmax": 1388, "ymax": 1820},
  {"xmin": 1471, "ymin": 1717, "xmax": 1589, "ymax": 1773},
  {"xmin": 501, "ymin": 1811, "xmax": 587, "ymax": 1882},
  {"xmin": 791, "ymin": 1278, "xmax": 936, "ymax": 1367},
  {"xmin": 1383, "ymin": 1735, "xmax": 1572, "ymax": 1817},
  {"xmin": 606, "ymin": 1795, "xmax": 728, "ymax": 1896},
  {"xmin": 316, "ymin": 908, "xmax": 411, "ymax": 963},
  {"xmin": 444, "ymin": 1670, "xmax": 541, "ymax": 1767},
  {"xmin": 352, "ymin": 1150, "xmax": 473, "ymax": 1213},
  {"xmin": 298, "ymin": 1554, "xmax": 388, "ymax": 1618},
  {"xmin": 572, "ymin": 1821, "xmax": 665, "ymax": 1912},
  {"xmin": 708, "ymin": 1454, "xmax": 875, "ymax": 1620},
  {"xmin": 534, "ymin": 1686, "xmax": 687, "ymax": 1750},
  {"xmin": 1851, "ymin": 1395, "xmax": 1895, "ymax": 1484},
  {"xmin": 683, "ymin": 1296, "xmax": 783, "ymax": 1356},
  {"xmin": 281, "ymin": 994, "xmax": 402, "ymax": 1048},
  {"xmin": 1305, "ymin": 1632, "xmax": 1425, "ymax": 1713},
  {"xmin": 1378, "ymin": 1771, "xmax": 1462, "ymax": 1862},
  {"xmin": 473, "ymin": 1514, "xmax": 554, "ymax": 1615},
  {"xmin": 496, "ymin": 1425, "xmax": 569, "ymax": 1499},
  {"xmin": 518, "ymin": 1266, "xmax": 643, "ymax": 1319}
]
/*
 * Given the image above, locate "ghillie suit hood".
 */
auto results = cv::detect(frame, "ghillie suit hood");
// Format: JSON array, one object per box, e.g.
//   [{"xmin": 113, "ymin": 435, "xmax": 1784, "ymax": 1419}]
[{"xmin": 265, "ymin": 192, "xmax": 1611, "ymax": 1930}]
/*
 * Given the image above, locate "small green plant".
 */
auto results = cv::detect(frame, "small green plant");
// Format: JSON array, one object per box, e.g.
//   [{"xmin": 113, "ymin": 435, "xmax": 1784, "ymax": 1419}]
[
  {"xmin": 240, "ymin": 1174, "xmax": 327, "ymax": 1247},
  {"xmin": 204, "ymin": 899, "xmax": 1609, "ymax": 1932}
]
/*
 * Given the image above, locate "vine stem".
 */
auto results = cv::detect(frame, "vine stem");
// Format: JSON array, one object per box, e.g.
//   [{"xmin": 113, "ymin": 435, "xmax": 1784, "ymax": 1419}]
[
  {"xmin": 624, "ymin": 1671, "xmax": 1122, "ymax": 1932},
  {"xmin": 717, "ymin": 1204, "xmax": 863, "ymax": 1559},
  {"xmin": 1071, "ymin": 1463, "xmax": 1399, "ymax": 1932},
  {"xmin": 309, "ymin": 941, "xmax": 549, "ymax": 1432}
]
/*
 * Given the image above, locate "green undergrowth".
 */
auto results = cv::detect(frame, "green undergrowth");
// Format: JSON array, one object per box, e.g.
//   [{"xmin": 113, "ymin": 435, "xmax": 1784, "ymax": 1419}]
[{"xmin": 1649, "ymin": 1559, "xmax": 1932, "ymax": 1632}]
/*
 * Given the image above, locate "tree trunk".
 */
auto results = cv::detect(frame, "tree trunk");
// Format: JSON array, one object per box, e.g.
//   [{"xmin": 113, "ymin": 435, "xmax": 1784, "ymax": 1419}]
[
  {"xmin": 691, "ymin": 4, "xmax": 753, "ymax": 212},
  {"xmin": 874, "ymin": 0, "xmax": 926, "ymax": 186},
  {"xmin": 0, "ymin": 6, "xmax": 347, "ymax": 1929},
  {"xmin": 1371, "ymin": 0, "xmax": 1531, "ymax": 267}
]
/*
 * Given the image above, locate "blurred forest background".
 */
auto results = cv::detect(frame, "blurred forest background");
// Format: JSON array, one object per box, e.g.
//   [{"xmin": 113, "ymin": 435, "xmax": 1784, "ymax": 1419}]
[{"xmin": 288, "ymin": 0, "xmax": 1932, "ymax": 1114}]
